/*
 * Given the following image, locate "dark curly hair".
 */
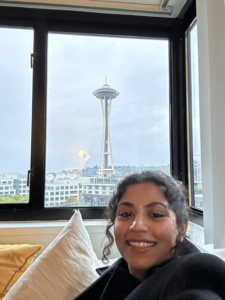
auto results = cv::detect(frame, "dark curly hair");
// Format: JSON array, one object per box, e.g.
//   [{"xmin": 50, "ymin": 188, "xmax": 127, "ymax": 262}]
[{"xmin": 102, "ymin": 171, "xmax": 189, "ymax": 262}]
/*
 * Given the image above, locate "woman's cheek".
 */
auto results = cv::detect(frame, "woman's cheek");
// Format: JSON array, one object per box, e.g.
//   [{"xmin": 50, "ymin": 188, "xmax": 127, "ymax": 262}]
[
  {"xmin": 114, "ymin": 219, "xmax": 121, "ymax": 236},
  {"xmin": 114, "ymin": 219, "xmax": 124, "ymax": 241},
  {"xmin": 164, "ymin": 221, "xmax": 178, "ymax": 243}
]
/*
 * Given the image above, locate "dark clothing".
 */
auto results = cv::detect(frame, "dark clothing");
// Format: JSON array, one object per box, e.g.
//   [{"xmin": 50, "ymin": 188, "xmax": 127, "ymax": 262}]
[{"xmin": 73, "ymin": 240, "xmax": 225, "ymax": 300}]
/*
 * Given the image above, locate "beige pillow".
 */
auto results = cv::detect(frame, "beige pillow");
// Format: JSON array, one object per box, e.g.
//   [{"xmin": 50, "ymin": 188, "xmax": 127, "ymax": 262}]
[
  {"xmin": 0, "ymin": 244, "xmax": 43, "ymax": 300},
  {"xmin": 3, "ymin": 210, "xmax": 103, "ymax": 300}
]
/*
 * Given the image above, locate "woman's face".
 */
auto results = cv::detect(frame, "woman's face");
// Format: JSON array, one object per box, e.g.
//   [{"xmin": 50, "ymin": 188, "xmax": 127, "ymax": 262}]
[{"xmin": 114, "ymin": 183, "xmax": 187, "ymax": 279}]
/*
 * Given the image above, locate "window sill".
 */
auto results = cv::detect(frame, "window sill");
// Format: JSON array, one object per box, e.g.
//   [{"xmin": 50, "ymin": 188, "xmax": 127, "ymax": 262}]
[
  {"xmin": 0, "ymin": 219, "xmax": 119, "ymax": 259},
  {"xmin": 0, "ymin": 219, "xmax": 106, "ymax": 233},
  {"xmin": 0, "ymin": 220, "xmax": 224, "ymax": 261}
]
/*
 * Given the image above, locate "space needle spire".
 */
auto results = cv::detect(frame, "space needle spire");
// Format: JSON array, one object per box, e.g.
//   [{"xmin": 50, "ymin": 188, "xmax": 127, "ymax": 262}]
[{"xmin": 93, "ymin": 81, "xmax": 119, "ymax": 177}]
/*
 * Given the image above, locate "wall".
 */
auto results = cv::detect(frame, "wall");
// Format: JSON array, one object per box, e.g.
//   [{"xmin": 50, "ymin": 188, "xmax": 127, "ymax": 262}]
[
  {"xmin": 0, "ymin": 220, "xmax": 120, "ymax": 260},
  {"xmin": 197, "ymin": 0, "xmax": 225, "ymax": 248}
]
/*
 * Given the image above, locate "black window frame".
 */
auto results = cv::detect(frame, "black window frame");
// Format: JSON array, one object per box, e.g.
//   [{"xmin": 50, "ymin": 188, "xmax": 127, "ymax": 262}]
[{"xmin": 0, "ymin": 1, "xmax": 196, "ymax": 221}]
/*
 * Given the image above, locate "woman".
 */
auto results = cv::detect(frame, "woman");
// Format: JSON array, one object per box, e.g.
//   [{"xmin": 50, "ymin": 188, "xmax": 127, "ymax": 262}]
[{"xmin": 74, "ymin": 171, "xmax": 225, "ymax": 300}]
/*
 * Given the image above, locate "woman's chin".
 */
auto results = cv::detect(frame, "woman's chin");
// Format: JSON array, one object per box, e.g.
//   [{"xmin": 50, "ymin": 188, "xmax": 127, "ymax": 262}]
[{"xmin": 126, "ymin": 258, "xmax": 154, "ymax": 272}]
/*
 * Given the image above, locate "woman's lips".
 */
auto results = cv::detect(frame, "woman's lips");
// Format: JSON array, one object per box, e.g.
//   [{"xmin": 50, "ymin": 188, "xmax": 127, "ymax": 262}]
[
  {"xmin": 129, "ymin": 241, "xmax": 155, "ymax": 247},
  {"xmin": 126, "ymin": 239, "xmax": 156, "ymax": 252}
]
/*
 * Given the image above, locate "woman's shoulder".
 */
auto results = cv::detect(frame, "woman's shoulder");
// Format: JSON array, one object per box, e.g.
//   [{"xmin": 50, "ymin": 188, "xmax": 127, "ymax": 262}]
[
  {"xmin": 172, "ymin": 239, "xmax": 225, "ymax": 273},
  {"xmin": 136, "ymin": 253, "xmax": 225, "ymax": 300},
  {"xmin": 159, "ymin": 253, "xmax": 225, "ymax": 300},
  {"xmin": 163, "ymin": 251, "xmax": 225, "ymax": 281},
  {"xmin": 177, "ymin": 251, "xmax": 225, "ymax": 270}
]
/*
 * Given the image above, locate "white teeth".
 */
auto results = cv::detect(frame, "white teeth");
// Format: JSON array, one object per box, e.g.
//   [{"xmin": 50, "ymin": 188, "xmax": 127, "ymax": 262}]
[{"xmin": 129, "ymin": 241, "xmax": 155, "ymax": 247}]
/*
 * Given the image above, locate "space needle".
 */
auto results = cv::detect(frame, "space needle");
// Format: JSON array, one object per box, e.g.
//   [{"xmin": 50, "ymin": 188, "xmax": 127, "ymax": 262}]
[{"xmin": 93, "ymin": 80, "xmax": 119, "ymax": 177}]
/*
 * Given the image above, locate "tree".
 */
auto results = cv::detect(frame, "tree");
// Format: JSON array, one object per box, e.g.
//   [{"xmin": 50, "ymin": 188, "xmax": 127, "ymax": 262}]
[
  {"xmin": 0, "ymin": 194, "xmax": 29, "ymax": 203},
  {"xmin": 66, "ymin": 196, "xmax": 78, "ymax": 203}
]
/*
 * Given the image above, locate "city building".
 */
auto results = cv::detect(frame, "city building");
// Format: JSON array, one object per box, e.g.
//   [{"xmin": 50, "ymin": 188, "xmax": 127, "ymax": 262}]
[
  {"xmin": 0, "ymin": 173, "xmax": 29, "ymax": 199},
  {"xmin": 0, "ymin": 165, "xmax": 170, "ymax": 206}
]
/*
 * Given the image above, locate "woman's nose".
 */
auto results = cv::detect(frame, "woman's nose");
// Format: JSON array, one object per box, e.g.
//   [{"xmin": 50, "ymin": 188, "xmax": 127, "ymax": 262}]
[{"xmin": 129, "ymin": 215, "xmax": 148, "ymax": 232}]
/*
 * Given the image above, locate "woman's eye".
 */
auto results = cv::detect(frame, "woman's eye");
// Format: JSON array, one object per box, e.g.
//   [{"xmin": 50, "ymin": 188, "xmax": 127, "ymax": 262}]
[
  {"xmin": 150, "ymin": 213, "xmax": 164, "ymax": 218},
  {"xmin": 120, "ymin": 212, "xmax": 132, "ymax": 217}
]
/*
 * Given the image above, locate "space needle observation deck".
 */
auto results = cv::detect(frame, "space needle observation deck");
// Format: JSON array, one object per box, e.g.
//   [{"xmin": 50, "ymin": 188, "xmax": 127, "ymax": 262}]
[{"xmin": 93, "ymin": 82, "xmax": 119, "ymax": 178}]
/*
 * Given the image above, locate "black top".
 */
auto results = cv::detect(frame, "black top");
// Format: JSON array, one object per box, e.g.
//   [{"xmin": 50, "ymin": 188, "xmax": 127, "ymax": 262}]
[{"xmin": 73, "ymin": 240, "xmax": 225, "ymax": 300}]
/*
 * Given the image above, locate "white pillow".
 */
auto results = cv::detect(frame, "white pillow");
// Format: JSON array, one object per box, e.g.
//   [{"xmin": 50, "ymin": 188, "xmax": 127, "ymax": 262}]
[{"xmin": 3, "ymin": 210, "xmax": 104, "ymax": 300}]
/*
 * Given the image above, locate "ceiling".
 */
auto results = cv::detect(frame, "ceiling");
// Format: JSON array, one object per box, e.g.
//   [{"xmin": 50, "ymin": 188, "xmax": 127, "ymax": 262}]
[{"xmin": 0, "ymin": 0, "xmax": 191, "ymax": 17}]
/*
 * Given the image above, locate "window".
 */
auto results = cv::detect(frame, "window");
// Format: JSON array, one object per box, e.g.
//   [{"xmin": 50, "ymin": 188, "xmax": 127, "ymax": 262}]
[
  {"xmin": 186, "ymin": 21, "xmax": 203, "ymax": 211},
  {"xmin": 0, "ymin": 4, "xmax": 196, "ymax": 220},
  {"xmin": 0, "ymin": 26, "xmax": 33, "ymax": 204},
  {"xmin": 45, "ymin": 31, "xmax": 171, "ymax": 208}
]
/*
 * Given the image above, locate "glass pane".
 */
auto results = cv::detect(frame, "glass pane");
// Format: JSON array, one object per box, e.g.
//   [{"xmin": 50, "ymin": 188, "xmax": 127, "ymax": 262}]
[
  {"xmin": 187, "ymin": 22, "xmax": 203, "ymax": 210},
  {"xmin": 0, "ymin": 27, "xmax": 33, "ymax": 204},
  {"xmin": 46, "ymin": 33, "xmax": 170, "ymax": 207}
]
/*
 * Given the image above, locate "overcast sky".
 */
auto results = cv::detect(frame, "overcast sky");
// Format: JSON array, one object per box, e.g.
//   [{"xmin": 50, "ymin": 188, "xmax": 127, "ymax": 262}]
[
  {"xmin": 190, "ymin": 24, "xmax": 201, "ymax": 161},
  {"xmin": 0, "ymin": 28, "xmax": 170, "ymax": 174}
]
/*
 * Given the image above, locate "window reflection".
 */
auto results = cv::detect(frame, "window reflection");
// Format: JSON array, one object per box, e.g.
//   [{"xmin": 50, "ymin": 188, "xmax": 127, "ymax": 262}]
[{"xmin": 187, "ymin": 21, "xmax": 203, "ymax": 210}]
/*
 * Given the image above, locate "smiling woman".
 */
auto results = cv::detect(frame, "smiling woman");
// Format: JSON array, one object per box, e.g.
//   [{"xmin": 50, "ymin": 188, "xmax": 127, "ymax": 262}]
[
  {"xmin": 114, "ymin": 183, "xmax": 186, "ymax": 279},
  {"xmin": 73, "ymin": 171, "xmax": 225, "ymax": 300},
  {"xmin": 103, "ymin": 171, "xmax": 189, "ymax": 263}
]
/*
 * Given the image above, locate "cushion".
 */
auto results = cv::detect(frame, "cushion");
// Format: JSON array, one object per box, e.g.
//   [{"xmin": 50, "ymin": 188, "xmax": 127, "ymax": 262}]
[
  {"xmin": 0, "ymin": 244, "xmax": 43, "ymax": 300},
  {"xmin": 3, "ymin": 210, "xmax": 104, "ymax": 300}
]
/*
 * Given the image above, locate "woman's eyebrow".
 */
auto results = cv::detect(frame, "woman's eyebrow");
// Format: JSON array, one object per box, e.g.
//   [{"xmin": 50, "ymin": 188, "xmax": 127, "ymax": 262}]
[
  {"xmin": 118, "ymin": 202, "xmax": 133, "ymax": 207},
  {"xmin": 145, "ymin": 202, "xmax": 168, "ymax": 208},
  {"xmin": 118, "ymin": 201, "xmax": 167, "ymax": 208}
]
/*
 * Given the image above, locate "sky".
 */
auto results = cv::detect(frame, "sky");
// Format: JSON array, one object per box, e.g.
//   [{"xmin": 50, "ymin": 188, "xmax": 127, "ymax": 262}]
[
  {"xmin": 0, "ymin": 28, "xmax": 33, "ymax": 175},
  {"xmin": 190, "ymin": 24, "xmax": 201, "ymax": 161},
  {"xmin": 0, "ymin": 27, "xmax": 170, "ymax": 174}
]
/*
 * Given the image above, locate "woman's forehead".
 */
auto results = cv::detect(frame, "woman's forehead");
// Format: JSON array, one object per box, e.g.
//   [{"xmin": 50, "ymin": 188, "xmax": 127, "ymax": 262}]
[{"xmin": 120, "ymin": 183, "xmax": 168, "ymax": 205}]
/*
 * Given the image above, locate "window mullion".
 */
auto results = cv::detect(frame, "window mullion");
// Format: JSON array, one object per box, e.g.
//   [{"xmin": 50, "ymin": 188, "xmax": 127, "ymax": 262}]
[{"xmin": 29, "ymin": 19, "xmax": 47, "ymax": 209}]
